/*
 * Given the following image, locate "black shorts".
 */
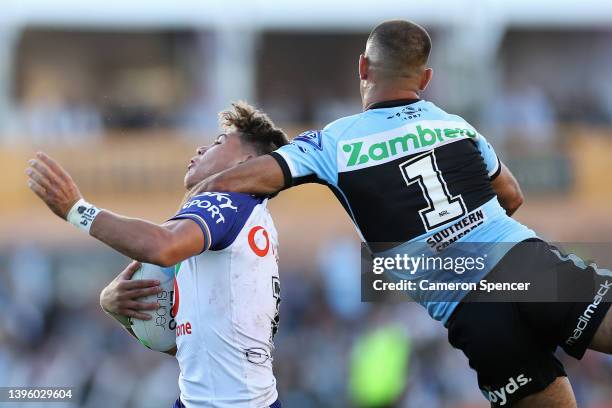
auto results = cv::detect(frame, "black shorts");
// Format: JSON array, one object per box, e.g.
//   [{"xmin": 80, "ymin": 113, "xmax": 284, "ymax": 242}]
[{"xmin": 447, "ymin": 239, "xmax": 612, "ymax": 407}]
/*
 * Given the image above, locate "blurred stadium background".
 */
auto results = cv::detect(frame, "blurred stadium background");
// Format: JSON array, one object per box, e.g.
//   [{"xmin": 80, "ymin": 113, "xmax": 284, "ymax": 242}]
[{"xmin": 1, "ymin": 0, "xmax": 612, "ymax": 407}]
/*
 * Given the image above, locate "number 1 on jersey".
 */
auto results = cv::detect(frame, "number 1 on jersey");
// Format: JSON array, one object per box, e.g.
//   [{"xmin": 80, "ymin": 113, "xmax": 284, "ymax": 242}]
[{"xmin": 400, "ymin": 151, "xmax": 466, "ymax": 231}]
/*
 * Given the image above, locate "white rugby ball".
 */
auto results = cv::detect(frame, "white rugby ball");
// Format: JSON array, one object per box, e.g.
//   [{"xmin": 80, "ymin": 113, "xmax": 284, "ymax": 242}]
[{"xmin": 130, "ymin": 263, "xmax": 176, "ymax": 352}]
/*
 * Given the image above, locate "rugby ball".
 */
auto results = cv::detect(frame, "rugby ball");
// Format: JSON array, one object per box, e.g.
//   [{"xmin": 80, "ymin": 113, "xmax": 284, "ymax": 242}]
[{"xmin": 130, "ymin": 263, "xmax": 176, "ymax": 352}]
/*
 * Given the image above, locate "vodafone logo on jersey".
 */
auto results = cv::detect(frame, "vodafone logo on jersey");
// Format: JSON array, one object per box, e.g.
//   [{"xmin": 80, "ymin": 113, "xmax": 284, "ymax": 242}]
[
  {"xmin": 171, "ymin": 274, "xmax": 192, "ymax": 337},
  {"xmin": 248, "ymin": 226, "xmax": 270, "ymax": 257}
]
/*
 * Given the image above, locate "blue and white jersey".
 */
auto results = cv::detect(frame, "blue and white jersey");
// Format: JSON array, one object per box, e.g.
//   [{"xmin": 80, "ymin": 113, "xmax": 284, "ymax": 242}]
[
  {"xmin": 169, "ymin": 192, "xmax": 280, "ymax": 408},
  {"xmin": 270, "ymin": 99, "xmax": 535, "ymax": 324}
]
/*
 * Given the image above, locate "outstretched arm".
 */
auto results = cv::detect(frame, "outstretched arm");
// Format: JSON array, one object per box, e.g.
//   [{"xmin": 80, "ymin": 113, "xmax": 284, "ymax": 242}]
[
  {"xmin": 192, "ymin": 154, "xmax": 286, "ymax": 195},
  {"xmin": 90, "ymin": 212, "xmax": 203, "ymax": 267},
  {"xmin": 26, "ymin": 152, "xmax": 204, "ymax": 267}
]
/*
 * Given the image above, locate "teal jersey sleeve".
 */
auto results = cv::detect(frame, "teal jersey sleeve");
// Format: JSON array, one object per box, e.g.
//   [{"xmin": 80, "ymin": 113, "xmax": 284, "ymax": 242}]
[
  {"xmin": 474, "ymin": 133, "xmax": 501, "ymax": 179},
  {"xmin": 270, "ymin": 130, "xmax": 337, "ymax": 187}
]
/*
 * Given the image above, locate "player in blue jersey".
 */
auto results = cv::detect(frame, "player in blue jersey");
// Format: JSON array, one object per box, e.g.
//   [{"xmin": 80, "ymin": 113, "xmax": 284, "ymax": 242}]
[{"xmin": 189, "ymin": 21, "xmax": 612, "ymax": 407}]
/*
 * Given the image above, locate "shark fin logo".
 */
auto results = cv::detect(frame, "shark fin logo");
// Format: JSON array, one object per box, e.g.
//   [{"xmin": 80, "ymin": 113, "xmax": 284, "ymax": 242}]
[{"xmin": 293, "ymin": 130, "xmax": 323, "ymax": 151}]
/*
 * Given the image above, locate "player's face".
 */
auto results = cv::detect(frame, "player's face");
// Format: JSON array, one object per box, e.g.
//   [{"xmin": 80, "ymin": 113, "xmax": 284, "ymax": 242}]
[{"xmin": 184, "ymin": 132, "xmax": 252, "ymax": 189}]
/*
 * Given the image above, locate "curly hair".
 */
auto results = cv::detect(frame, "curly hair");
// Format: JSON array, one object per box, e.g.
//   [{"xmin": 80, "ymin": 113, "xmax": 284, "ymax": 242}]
[
  {"xmin": 181, "ymin": 102, "xmax": 288, "ymax": 206},
  {"xmin": 219, "ymin": 101, "xmax": 289, "ymax": 154}
]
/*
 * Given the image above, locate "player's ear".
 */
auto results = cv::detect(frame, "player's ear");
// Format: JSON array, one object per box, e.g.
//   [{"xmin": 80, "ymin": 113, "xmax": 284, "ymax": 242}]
[
  {"xmin": 419, "ymin": 67, "xmax": 433, "ymax": 92},
  {"xmin": 359, "ymin": 54, "xmax": 368, "ymax": 80},
  {"xmin": 237, "ymin": 153, "xmax": 255, "ymax": 165}
]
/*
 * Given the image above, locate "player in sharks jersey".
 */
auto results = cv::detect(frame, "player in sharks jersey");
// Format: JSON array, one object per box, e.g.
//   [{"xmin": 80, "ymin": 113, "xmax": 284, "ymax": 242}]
[
  {"xmin": 191, "ymin": 21, "xmax": 612, "ymax": 408},
  {"xmin": 27, "ymin": 102, "xmax": 287, "ymax": 408}
]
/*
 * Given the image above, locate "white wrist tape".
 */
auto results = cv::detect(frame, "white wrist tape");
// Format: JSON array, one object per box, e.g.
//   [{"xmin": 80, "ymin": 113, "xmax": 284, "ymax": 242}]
[{"xmin": 67, "ymin": 198, "xmax": 101, "ymax": 234}]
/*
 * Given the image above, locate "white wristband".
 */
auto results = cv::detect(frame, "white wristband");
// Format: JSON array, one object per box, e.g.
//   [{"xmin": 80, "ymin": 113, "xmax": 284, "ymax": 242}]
[{"xmin": 67, "ymin": 198, "xmax": 101, "ymax": 233}]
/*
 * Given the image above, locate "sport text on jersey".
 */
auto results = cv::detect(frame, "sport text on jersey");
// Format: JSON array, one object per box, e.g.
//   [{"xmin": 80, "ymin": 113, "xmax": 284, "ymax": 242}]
[
  {"xmin": 337, "ymin": 121, "xmax": 477, "ymax": 172},
  {"xmin": 182, "ymin": 192, "xmax": 238, "ymax": 224}
]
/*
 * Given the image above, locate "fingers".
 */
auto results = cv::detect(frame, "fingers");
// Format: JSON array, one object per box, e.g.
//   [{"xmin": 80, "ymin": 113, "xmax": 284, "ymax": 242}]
[
  {"xmin": 120, "ymin": 309, "xmax": 153, "ymax": 321},
  {"xmin": 120, "ymin": 278, "xmax": 160, "ymax": 290},
  {"xmin": 119, "ymin": 301, "xmax": 161, "ymax": 321},
  {"xmin": 27, "ymin": 179, "xmax": 48, "ymax": 201},
  {"xmin": 26, "ymin": 166, "xmax": 55, "ymax": 192},
  {"xmin": 28, "ymin": 158, "xmax": 60, "ymax": 187},
  {"xmin": 124, "ymin": 300, "xmax": 160, "ymax": 311},
  {"xmin": 119, "ymin": 261, "xmax": 143, "ymax": 280},
  {"xmin": 121, "ymin": 286, "xmax": 162, "ymax": 299},
  {"xmin": 26, "ymin": 152, "xmax": 82, "ymax": 220},
  {"xmin": 36, "ymin": 152, "xmax": 71, "ymax": 183}
]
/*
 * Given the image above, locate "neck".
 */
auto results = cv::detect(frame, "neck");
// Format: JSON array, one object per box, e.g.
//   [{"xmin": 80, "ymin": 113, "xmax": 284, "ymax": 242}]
[{"xmin": 362, "ymin": 84, "xmax": 421, "ymax": 110}]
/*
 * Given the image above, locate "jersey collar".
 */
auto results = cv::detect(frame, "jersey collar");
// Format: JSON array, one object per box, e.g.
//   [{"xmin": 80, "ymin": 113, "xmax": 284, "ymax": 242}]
[{"xmin": 366, "ymin": 98, "xmax": 421, "ymax": 110}]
